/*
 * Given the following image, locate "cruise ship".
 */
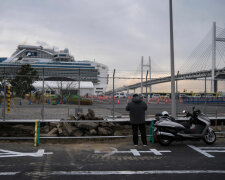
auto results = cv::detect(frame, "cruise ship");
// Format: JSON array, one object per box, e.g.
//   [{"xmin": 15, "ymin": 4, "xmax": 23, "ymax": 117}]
[{"xmin": 0, "ymin": 45, "xmax": 108, "ymax": 95}]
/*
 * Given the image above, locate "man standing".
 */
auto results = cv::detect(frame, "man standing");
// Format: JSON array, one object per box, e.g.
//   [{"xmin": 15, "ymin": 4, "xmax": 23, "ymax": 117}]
[{"xmin": 126, "ymin": 94, "xmax": 147, "ymax": 146}]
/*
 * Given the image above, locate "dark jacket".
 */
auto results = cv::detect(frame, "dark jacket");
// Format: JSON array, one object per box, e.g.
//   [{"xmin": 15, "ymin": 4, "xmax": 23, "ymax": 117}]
[{"xmin": 126, "ymin": 96, "xmax": 147, "ymax": 124}]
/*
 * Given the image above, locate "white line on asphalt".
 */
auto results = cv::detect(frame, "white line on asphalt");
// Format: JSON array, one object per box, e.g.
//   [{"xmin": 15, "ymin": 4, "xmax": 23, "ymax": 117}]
[
  {"xmin": 94, "ymin": 148, "xmax": 171, "ymax": 157},
  {"xmin": 3, "ymin": 170, "xmax": 225, "ymax": 176},
  {"xmin": 50, "ymin": 170, "xmax": 225, "ymax": 175},
  {"xmin": 188, "ymin": 145, "xmax": 214, "ymax": 158},
  {"xmin": 0, "ymin": 149, "xmax": 53, "ymax": 158},
  {"xmin": 199, "ymin": 147, "xmax": 225, "ymax": 150},
  {"xmin": 130, "ymin": 149, "xmax": 141, "ymax": 156},
  {"xmin": 0, "ymin": 172, "xmax": 20, "ymax": 176}
]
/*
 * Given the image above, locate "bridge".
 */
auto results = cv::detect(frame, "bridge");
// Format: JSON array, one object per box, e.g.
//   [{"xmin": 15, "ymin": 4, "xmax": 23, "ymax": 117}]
[
  {"xmin": 105, "ymin": 22, "xmax": 225, "ymax": 95},
  {"xmin": 105, "ymin": 68, "xmax": 225, "ymax": 95}
]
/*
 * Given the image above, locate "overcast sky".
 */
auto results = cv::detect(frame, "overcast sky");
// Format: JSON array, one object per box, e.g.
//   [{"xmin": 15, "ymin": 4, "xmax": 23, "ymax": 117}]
[{"xmin": 0, "ymin": 0, "xmax": 225, "ymax": 74}]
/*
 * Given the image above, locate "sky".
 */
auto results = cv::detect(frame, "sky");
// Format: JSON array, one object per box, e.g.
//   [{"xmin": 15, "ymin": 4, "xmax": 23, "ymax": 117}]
[{"xmin": 0, "ymin": 0, "xmax": 225, "ymax": 92}]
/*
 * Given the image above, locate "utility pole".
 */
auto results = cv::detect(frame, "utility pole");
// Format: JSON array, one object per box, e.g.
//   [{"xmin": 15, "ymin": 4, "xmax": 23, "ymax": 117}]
[
  {"xmin": 146, "ymin": 70, "xmax": 148, "ymax": 96},
  {"xmin": 141, "ymin": 56, "xmax": 144, "ymax": 94},
  {"xmin": 149, "ymin": 56, "xmax": 152, "ymax": 95},
  {"xmin": 78, "ymin": 68, "xmax": 80, "ymax": 109},
  {"xmin": 169, "ymin": 0, "xmax": 176, "ymax": 117},
  {"xmin": 176, "ymin": 71, "xmax": 179, "ymax": 94},
  {"xmin": 212, "ymin": 22, "xmax": 216, "ymax": 93},
  {"xmin": 113, "ymin": 69, "xmax": 115, "ymax": 119},
  {"xmin": 41, "ymin": 68, "xmax": 45, "ymax": 121},
  {"xmin": 2, "ymin": 67, "xmax": 6, "ymax": 121}
]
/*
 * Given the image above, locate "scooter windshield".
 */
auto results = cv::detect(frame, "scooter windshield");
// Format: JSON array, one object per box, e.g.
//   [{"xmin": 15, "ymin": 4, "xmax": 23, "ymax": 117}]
[{"xmin": 198, "ymin": 114, "xmax": 210, "ymax": 122}]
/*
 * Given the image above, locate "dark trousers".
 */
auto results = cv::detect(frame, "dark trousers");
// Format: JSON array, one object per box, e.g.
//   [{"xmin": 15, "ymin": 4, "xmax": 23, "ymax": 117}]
[{"xmin": 132, "ymin": 124, "xmax": 147, "ymax": 145}]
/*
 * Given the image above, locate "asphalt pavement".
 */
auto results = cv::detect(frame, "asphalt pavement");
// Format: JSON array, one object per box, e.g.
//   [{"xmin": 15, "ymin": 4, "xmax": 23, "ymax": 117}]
[{"xmin": 0, "ymin": 138, "xmax": 225, "ymax": 180}]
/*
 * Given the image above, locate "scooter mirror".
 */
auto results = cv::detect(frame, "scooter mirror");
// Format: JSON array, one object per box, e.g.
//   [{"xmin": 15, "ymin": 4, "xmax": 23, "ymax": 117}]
[{"xmin": 182, "ymin": 110, "xmax": 186, "ymax": 114}]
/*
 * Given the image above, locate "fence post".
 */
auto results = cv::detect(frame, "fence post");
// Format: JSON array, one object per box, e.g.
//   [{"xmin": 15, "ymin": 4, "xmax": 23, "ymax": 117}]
[
  {"xmin": 149, "ymin": 121, "xmax": 155, "ymax": 143},
  {"xmin": 41, "ymin": 68, "xmax": 45, "ymax": 121},
  {"xmin": 113, "ymin": 69, "xmax": 115, "ymax": 119},
  {"xmin": 34, "ymin": 120, "xmax": 39, "ymax": 147},
  {"xmin": 7, "ymin": 86, "xmax": 11, "ymax": 113}
]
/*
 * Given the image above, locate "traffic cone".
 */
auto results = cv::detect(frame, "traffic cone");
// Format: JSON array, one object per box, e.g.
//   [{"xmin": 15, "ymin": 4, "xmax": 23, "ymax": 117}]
[
  {"xmin": 117, "ymin": 99, "xmax": 120, "ymax": 104},
  {"xmin": 126, "ymin": 99, "xmax": 128, "ymax": 104},
  {"xmin": 158, "ymin": 99, "xmax": 160, "ymax": 104}
]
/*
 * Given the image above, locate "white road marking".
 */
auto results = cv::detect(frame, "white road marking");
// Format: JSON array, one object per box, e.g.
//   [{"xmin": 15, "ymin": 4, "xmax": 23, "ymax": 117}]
[
  {"xmin": 50, "ymin": 170, "xmax": 225, "ymax": 175},
  {"xmin": 94, "ymin": 148, "xmax": 171, "ymax": 157},
  {"xmin": 3, "ymin": 170, "xmax": 225, "ymax": 176},
  {"xmin": 150, "ymin": 149, "xmax": 162, "ymax": 155},
  {"xmin": 188, "ymin": 145, "xmax": 225, "ymax": 158},
  {"xmin": 200, "ymin": 147, "xmax": 225, "ymax": 150},
  {"xmin": 130, "ymin": 149, "xmax": 141, "ymax": 156},
  {"xmin": 0, "ymin": 149, "xmax": 53, "ymax": 158},
  {"xmin": 0, "ymin": 172, "xmax": 20, "ymax": 176}
]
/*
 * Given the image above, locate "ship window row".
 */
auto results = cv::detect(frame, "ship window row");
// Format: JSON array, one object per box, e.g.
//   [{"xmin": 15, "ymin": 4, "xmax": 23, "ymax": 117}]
[{"xmin": 17, "ymin": 50, "xmax": 52, "ymax": 59}]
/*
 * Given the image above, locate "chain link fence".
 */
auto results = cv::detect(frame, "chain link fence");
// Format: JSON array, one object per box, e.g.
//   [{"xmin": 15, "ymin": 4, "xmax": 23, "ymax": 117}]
[{"xmin": 0, "ymin": 66, "xmax": 224, "ymax": 139}]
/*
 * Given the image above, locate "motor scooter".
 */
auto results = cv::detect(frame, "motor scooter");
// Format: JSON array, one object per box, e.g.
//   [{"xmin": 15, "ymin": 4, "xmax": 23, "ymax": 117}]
[{"xmin": 154, "ymin": 108, "xmax": 216, "ymax": 146}]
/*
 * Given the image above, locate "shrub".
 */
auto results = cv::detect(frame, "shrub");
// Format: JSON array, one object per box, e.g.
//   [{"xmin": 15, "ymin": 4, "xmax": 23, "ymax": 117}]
[{"xmin": 67, "ymin": 97, "xmax": 92, "ymax": 105}]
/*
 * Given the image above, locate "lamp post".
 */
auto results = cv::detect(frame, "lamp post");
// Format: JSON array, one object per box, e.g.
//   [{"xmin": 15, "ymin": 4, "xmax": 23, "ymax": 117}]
[{"xmin": 169, "ymin": 0, "xmax": 176, "ymax": 117}]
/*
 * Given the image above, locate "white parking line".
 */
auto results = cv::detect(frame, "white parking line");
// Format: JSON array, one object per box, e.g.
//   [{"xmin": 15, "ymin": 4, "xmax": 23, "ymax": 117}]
[
  {"xmin": 95, "ymin": 148, "xmax": 171, "ymax": 157},
  {"xmin": 0, "ymin": 149, "xmax": 53, "ymax": 158},
  {"xmin": 49, "ymin": 170, "xmax": 225, "ymax": 175},
  {"xmin": 188, "ymin": 145, "xmax": 225, "ymax": 158},
  {"xmin": 0, "ymin": 172, "xmax": 20, "ymax": 176},
  {"xmin": 3, "ymin": 170, "xmax": 225, "ymax": 176}
]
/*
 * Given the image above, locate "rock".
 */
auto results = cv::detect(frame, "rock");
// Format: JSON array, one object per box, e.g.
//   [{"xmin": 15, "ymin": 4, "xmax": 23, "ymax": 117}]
[
  {"xmin": 63, "ymin": 122, "xmax": 73, "ymax": 135},
  {"xmin": 77, "ymin": 122, "xmax": 99, "ymax": 130},
  {"xmin": 100, "ymin": 122, "xmax": 115, "ymax": 128},
  {"xmin": 113, "ymin": 130, "xmax": 123, "ymax": 136},
  {"xmin": 47, "ymin": 127, "xmax": 57, "ymax": 135},
  {"xmin": 70, "ymin": 115, "xmax": 76, "ymax": 120},
  {"xmin": 86, "ymin": 109, "xmax": 95, "ymax": 120},
  {"xmin": 77, "ymin": 112, "xmax": 86, "ymax": 120},
  {"xmin": 98, "ymin": 127, "xmax": 113, "ymax": 136},
  {"xmin": 49, "ymin": 122, "xmax": 58, "ymax": 128},
  {"xmin": 73, "ymin": 129, "xmax": 83, "ymax": 136},
  {"xmin": 43, "ymin": 125, "xmax": 50, "ymax": 133},
  {"xmin": 89, "ymin": 129, "xmax": 97, "ymax": 135},
  {"xmin": 57, "ymin": 124, "xmax": 63, "ymax": 135},
  {"xmin": 124, "ymin": 125, "xmax": 131, "ymax": 129}
]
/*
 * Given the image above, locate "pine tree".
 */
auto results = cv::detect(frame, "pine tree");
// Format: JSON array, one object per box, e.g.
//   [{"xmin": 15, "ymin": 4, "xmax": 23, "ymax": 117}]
[{"xmin": 10, "ymin": 64, "xmax": 39, "ymax": 98}]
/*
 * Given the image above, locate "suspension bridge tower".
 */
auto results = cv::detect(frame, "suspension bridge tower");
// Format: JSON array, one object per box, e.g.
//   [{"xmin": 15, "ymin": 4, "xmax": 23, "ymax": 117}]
[
  {"xmin": 212, "ymin": 22, "xmax": 225, "ymax": 92},
  {"xmin": 141, "ymin": 56, "xmax": 151, "ymax": 94}
]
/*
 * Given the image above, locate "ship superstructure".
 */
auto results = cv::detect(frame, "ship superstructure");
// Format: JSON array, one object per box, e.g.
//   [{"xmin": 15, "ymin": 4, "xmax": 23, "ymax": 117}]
[{"xmin": 0, "ymin": 45, "xmax": 108, "ymax": 95}]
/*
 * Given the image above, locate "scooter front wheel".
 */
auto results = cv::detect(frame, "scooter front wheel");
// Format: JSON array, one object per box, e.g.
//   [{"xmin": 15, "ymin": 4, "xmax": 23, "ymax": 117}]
[
  {"xmin": 158, "ymin": 135, "xmax": 172, "ymax": 146},
  {"xmin": 203, "ymin": 130, "xmax": 216, "ymax": 145}
]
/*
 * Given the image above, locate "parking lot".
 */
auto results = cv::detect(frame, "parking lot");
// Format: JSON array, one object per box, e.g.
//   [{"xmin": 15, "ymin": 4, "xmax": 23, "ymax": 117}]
[{"xmin": 0, "ymin": 138, "xmax": 225, "ymax": 180}]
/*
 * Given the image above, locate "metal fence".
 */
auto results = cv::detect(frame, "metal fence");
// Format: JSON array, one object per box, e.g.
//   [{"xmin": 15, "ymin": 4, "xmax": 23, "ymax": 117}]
[{"xmin": 0, "ymin": 67, "xmax": 225, "ymax": 122}]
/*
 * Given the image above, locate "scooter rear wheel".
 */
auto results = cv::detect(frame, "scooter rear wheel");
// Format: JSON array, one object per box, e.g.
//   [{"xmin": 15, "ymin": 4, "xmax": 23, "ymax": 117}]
[
  {"xmin": 158, "ymin": 135, "xmax": 172, "ymax": 146},
  {"xmin": 203, "ymin": 130, "xmax": 216, "ymax": 145}
]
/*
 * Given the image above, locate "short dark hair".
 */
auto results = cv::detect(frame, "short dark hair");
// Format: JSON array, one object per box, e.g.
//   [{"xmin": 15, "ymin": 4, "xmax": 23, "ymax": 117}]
[{"xmin": 133, "ymin": 94, "xmax": 138, "ymax": 97}]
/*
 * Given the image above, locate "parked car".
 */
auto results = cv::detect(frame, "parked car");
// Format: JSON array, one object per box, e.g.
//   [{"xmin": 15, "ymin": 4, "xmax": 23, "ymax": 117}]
[
  {"xmin": 115, "ymin": 92, "xmax": 127, "ymax": 98},
  {"xmin": 193, "ymin": 94, "xmax": 201, "ymax": 98},
  {"xmin": 179, "ymin": 94, "xmax": 189, "ymax": 98},
  {"xmin": 165, "ymin": 94, "xmax": 170, "ymax": 98},
  {"xmin": 152, "ymin": 94, "xmax": 161, "ymax": 99}
]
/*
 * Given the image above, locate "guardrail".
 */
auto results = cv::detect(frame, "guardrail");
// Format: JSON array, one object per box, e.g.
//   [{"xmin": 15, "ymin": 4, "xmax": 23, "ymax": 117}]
[
  {"xmin": 0, "ymin": 117, "xmax": 224, "ymax": 141},
  {"xmin": 1, "ymin": 116, "xmax": 225, "ymax": 122}
]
